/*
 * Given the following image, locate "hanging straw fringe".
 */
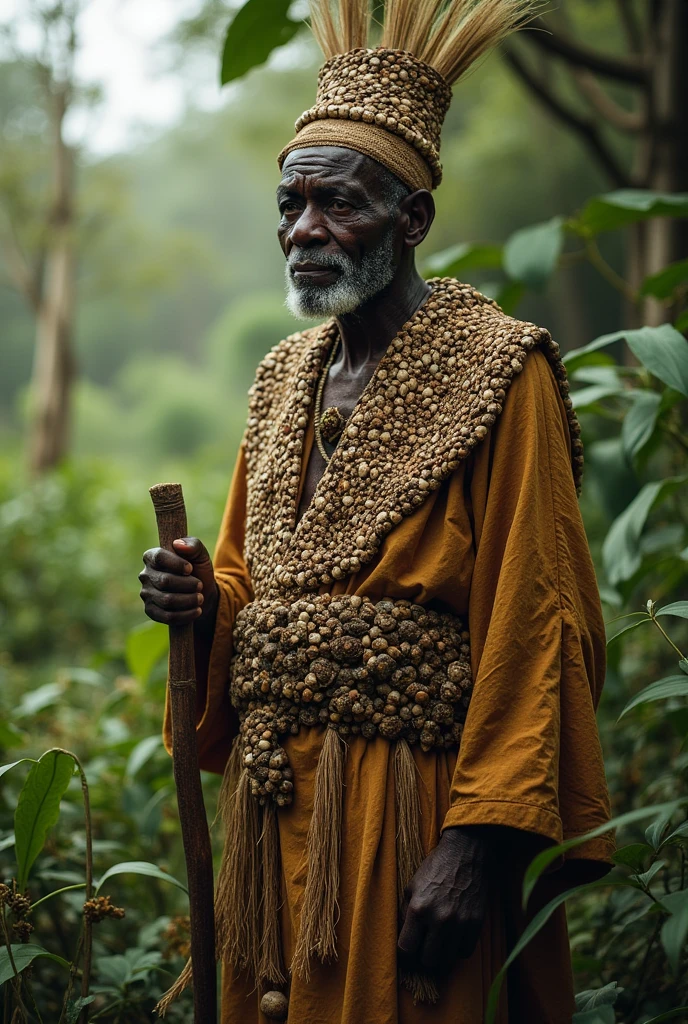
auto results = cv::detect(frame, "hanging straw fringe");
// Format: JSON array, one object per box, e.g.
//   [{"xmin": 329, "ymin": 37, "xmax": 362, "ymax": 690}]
[
  {"xmin": 259, "ymin": 802, "xmax": 287, "ymax": 985},
  {"xmin": 157, "ymin": 732, "xmax": 443, "ymax": 1012},
  {"xmin": 400, "ymin": 970, "xmax": 440, "ymax": 1004},
  {"xmin": 215, "ymin": 767, "xmax": 263, "ymax": 977},
  {"xmin": 394, "ymin": 737, "xmax": 424, "ymax": 906},
  {"xmin": 155, "ymin": 740, "xmax": 246, "ymax": 1017},
  {"xmin": 291, "ymin": 727, "xmax": 345, "ymax": 980},
  {"xmin": 308, "ymin": 0, "xmax": 544, "ymax": 84},
  {"xmin": 155, "ymin": 956, "xmax": 193, "ymax": 1017},
  {"xmin": 394, "ymin": 738, "xmax": 440, "ymax": 1006}
]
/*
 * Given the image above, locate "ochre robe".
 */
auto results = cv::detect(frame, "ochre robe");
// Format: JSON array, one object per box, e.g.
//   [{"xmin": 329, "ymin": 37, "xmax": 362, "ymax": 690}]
[{"xmin": 164, "ymin": 347, "xmax": 613, "ymax": 1024}]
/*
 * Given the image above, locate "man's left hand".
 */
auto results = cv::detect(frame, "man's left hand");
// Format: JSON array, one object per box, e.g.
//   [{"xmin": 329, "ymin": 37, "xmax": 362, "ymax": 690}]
[{"xmin": 397, "ymin": 826, "xmax": 489, "ymax": 976}]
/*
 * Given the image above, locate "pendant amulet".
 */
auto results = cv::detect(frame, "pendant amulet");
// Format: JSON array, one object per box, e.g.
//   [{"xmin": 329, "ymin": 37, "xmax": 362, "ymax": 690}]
[{"xmin": 320, "ymin": 405, "xmax": 346, "ymax": 443}]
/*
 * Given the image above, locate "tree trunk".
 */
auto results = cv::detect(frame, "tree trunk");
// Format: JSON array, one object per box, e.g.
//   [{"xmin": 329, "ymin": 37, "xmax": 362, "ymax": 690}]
[
  {"xmin": 28, "ymin": 88, "xmax": 76, "ymax": 475},
  {"xmin": 627, "ymin": 0, "xmax": 688, "ymax": 326},
  {"xmin": 29, "ymin": 237, "xmax": 76, "ymax": 473}
]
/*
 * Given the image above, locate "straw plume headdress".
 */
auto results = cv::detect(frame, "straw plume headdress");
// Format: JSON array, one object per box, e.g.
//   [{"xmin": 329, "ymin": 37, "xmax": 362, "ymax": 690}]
[{"xmin": 279, "ymin": 0, "xmax": 543, "ymax": 191}]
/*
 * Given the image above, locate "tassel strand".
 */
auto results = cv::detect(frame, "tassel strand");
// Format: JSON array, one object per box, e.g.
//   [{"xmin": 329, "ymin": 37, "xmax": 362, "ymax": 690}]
[{"xmin": 291, "ymin": 728, "xmax": 345, "ymax": 980}]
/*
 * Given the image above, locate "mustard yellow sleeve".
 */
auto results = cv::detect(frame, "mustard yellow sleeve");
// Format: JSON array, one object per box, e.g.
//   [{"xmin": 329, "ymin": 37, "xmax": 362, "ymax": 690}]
[
  {"xmin": 442, "ymin": 349, "xmax": 613, "ymax": 865},
  {"xmin": 163, "ymin": 442, "xmax": 253, "ymax": 774}
]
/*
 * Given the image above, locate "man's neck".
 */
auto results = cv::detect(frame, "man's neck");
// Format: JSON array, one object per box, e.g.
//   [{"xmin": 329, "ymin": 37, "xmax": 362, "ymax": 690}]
[{"xmin": 335, "ymin": 265, "xmax": 431, "ymax": 374}]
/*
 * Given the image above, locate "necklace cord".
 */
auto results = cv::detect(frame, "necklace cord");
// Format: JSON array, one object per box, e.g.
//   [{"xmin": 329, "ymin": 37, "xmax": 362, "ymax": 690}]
[{"xmin": 314, "ymin": 335, "xmax": 342, "ymax": 463}]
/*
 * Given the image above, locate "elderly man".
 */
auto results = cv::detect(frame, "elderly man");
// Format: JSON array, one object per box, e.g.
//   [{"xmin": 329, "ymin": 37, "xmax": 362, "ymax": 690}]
[{"xmin": 139, "ymin": 1, "xmax": 613, "ymax": 1021}]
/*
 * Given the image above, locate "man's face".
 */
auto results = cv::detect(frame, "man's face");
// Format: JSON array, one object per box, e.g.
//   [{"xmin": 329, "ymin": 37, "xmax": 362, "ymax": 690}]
[{"xmin": 277, "ymin": 147, "xmax": 401, "ymax": 318}]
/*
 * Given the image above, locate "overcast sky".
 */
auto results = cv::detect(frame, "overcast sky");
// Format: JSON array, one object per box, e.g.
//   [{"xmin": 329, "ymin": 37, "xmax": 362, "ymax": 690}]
[
  {"xmin": 1, "ymin": 0, "xmax": 311, "ymax": 155},
  {"xmin": 1, "ymin": 0, "xmax": 224, "ymax": 153}
]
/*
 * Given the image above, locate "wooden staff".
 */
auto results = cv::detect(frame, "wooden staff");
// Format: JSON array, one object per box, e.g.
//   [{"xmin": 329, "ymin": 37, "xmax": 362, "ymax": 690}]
[{"xmin": 150, "ymin": 482, "xmax": 217, "ymax": 1022}]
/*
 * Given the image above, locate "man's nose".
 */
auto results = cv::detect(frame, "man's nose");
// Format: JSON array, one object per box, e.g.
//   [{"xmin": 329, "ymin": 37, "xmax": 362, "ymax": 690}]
[{"xmin": 288, "ymin": 203, "xmax": 329, "ymax": 248}]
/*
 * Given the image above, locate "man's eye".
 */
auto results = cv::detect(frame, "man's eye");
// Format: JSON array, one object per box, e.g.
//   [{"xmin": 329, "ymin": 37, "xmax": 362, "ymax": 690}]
[
  {"xmin": 330, "ymin": 199, "xmax": 352, "ymax": 213},
  {"xmin": 280, "ymin": 202, "xmax": 299, "ymax": 214}
]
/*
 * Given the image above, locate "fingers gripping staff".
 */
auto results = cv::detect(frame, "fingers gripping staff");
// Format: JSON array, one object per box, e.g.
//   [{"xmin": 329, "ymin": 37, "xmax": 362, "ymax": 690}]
[{"xmin": 148, "ymin": 483, "xmax": 217, "ymax": 1022}]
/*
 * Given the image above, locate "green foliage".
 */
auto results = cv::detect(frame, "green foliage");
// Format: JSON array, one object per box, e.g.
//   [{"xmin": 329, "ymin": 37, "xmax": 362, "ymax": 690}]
[
  {"xmin": 14, "ymin": 751, "xmax": 76, "ymax": 891},
  {"xmin": 618, "ymin": 676, "xmax": 688, "ymax": 720},
  {"xmin": 423, "ymin": 242, "xmax": 504, "ymax": 278},
  {"xmin": 502, "ymin": 217, "xmax": 565, "ymax": 290},
  {"xmin": 602, "ymin": 478, "xmax": 688, "ymax": 586},
  {"xmin": 0, "ymin": 944, "xmax": 70, "ymax": 986},
  {"xmin": 125, "ymin": 623, "xmax": 169, "ymax": 687},
  {"xmin": 570, "ymin": 191, "xmax": 688, "ymax": 236},
  {"xmin": 95, "ymin": 861, "xmax": 187, "ymax": 896},
  {"xmin": 220, "ymin": 0, "xmax": 302, "ymax": 85}
]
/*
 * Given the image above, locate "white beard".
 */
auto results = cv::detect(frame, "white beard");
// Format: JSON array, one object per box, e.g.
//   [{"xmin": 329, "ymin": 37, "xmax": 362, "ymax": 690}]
[{"xmin": 284, "ymin": 228, "xmax": 396, "ymax": 319}]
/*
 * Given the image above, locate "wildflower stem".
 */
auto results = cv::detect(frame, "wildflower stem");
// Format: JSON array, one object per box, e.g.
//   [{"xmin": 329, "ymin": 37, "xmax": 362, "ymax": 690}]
[{"xmin": 29, "ymin": 885, "xmax": 86, "ymax": 912}]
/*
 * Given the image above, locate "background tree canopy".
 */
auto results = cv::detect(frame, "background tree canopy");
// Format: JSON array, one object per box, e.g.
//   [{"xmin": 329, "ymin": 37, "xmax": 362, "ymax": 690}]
[{"xmin": 0, "ymin": 1, "xmax": 687, "ymax": 1021}]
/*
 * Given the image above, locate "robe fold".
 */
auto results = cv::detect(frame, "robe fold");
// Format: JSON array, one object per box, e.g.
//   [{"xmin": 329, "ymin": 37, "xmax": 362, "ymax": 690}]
[{"xmin": 164, "ymin": 344, "xmax": 612, "ymax": 1024}]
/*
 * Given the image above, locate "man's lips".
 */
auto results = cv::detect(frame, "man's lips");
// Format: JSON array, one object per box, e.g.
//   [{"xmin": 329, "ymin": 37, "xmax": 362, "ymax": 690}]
[{"xmin": 291, "ymin": 262, "xmax": 340, "ymax": 283}]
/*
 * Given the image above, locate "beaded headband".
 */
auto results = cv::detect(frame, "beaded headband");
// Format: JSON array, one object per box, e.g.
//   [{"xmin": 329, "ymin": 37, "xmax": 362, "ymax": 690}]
[{"xmin": 278, "ymin": 0, "xmax": 542, "ymax": 191}]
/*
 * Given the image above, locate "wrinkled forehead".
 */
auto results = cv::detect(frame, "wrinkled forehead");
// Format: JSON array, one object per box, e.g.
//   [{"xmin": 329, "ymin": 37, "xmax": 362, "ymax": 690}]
[{"xmin": 279, "ymin": 145, "xmax": 383, "ymax": 194}]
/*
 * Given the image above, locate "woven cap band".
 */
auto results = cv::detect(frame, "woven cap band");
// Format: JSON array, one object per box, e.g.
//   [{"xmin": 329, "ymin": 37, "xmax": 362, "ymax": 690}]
[{"xmin": 278, "ymin": 120, "xmax": 433, "ymax": 193}]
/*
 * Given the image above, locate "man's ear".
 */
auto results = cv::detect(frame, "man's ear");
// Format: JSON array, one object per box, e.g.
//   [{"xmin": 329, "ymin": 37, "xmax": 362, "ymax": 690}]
[{"xmin": 399, "ymin": 190, "xmax": 435, "ymax": 249}]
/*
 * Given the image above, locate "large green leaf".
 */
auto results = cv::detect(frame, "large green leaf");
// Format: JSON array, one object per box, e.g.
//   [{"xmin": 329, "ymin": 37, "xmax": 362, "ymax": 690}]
[
  {"xmin": 0, "ymin": 758, "xmax": 36, "ymax": 780},
  {"xmin": 125, "ymin": 734, "xmax": 163, "ymax": 778},
  {"xmin": 65, "ymin": 997, "xmax": 95, "ymax": 1024},
  {"xmin": 220, "ymin": 0, "xmax": 302, "ymax": 86},
  {"xmin": 575, "ymin": 981, "xmax": 622, "ymax": 1010},
  {"xmin": 521, "ymin": 801, "xmax": 682, "ymax": 909},
  {"xmin": 624, "ymin": 325, "xmax": 688, "ymax": 398},
  {"xmin": 503, "ymin": 217, "xmax": 564, "ymax": 290},
  {"xmin": 423, "ymin": 242, "xmax": 503, "ymax": 278},
  {"xmin": 622, "ymin": 390, "xmax": 662, "ymax": 460},
  {"xmin": 641, "ymin": 258, "xmax": 688, "ymax": 300},
  {"xmin": 606, "ymin": 617, "xmax": 648, "ymax": 646},
  {"xmin": 15, "ymin": 750, "xmax": 76, "ymax": 891},
  {"xmin": 665, "ymin": 822, "xmax": 688, "ymax": 844},
  {"xmin": 0, "ymin": 943, "xmax": 70, "ymax": 986},
  {"xmin": 661, "ymin": 889, "xmax": 688, "ymax": 974},
  {"xmin": 564, "ymin": 331, "xmax": 625, "ymax": 374},
  {"xmin": 656, "ymin": 601, "xmax": 688, "ymax": 620},
  {"xmin": 565, "ymin": 325, "xmax": 688, "ymax": 397},
  {"xmin": 642, "ymin": 1010, "xmax": 688, "ymax": 1024},
  {"xmin": 95, "ymin": 860, "xmax": 188, "ymax": 895},
  {"xmin": 646, "ymin": 812, "xmax": 676, "ymax": 851},
  {"xmin": 573, "ymin": 190, "xmax": 688, "ymax": 236},
  {"xmin": 611, "ymin": 843, "xmax": 652, "ymax": 871},
  {"xmin": 618, "ymin": 675, "xmax": 688, "ymax": 721},
  {"xmin": 571, "ymin": 1008, "xmax": 615, "ymax": 1024},
  {"xmin": 570, "ymin": 383, "xmax": 624, "ymax": 411},
  {"xmin": 125, "ymin": 621, "xmax": 169, "ymax": 685},
  {"xmin": 602, "ymin": 476, "xmax": 688, "ymax": 586},
  {"xmin": 14, "ymin": 682, "xmax": 64, "ymax": 719}
]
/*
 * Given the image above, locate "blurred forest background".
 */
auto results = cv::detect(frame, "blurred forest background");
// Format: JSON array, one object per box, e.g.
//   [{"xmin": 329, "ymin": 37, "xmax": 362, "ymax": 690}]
[{"xmin": 1, "ymin": 0, "xmax": 687, "ymax": 1021}]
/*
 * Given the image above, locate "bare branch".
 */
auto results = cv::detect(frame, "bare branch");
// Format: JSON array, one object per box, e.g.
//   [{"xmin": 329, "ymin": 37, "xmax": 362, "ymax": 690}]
[
  {"xmin": 569, "ymin": 68, "xmax": 645, "ymax": 134},
  {"xmin": 614, "ymin": 0, "xmax": 644, "ymax": 54},
  {"xmin": 502, "ymin": 45, "xmax": 631, "ymax": 188},
  {"xmin": 525, "ymin": 17, "xmax": 647, "ymax": 85}
]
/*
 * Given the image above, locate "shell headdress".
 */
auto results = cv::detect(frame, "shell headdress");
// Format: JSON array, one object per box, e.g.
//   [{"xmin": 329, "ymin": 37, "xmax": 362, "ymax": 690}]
[{"xmin": 279, "ymin": 0, "xmax": 543, "ymax": 190}]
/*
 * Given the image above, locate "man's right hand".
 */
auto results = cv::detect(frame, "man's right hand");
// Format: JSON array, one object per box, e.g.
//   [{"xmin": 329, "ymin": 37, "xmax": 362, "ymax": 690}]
[{"xmin": 139, "ymin": 537, "xmax": 219, "ymax": 627}]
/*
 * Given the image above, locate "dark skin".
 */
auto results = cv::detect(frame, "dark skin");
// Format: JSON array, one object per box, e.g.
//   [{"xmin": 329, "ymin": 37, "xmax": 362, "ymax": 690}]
[{"xmin": 139, "ymin": 145, "xmax": 490, "ymax": 978}]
